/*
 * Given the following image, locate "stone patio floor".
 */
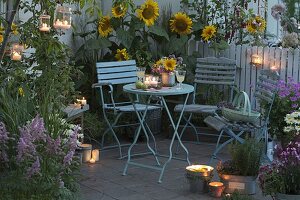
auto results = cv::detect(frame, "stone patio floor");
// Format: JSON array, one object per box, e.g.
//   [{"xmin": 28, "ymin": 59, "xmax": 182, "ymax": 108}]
[{"xmin": 79, "ymin": 138, "xmax": 272, "ymax": 200}]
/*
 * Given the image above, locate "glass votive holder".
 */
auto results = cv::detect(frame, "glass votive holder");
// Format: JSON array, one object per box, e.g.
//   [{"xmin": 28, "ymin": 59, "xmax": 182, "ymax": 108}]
[
  {"xmin": 53, "ymin": 5, "xmax": 72, "ymax": 30},
  {"xmin": 209, "ymin": 182, "xmax": 225, "ymax": 198},
  {"xmin": 39, "ymin": 14, "xmax": 51, "ymax": 32}
]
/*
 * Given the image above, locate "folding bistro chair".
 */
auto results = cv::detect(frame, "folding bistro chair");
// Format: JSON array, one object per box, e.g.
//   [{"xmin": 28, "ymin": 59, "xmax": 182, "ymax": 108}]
[
  {"xmin": 204, "ymin": 69, "xmax": 279, "ymax": 162},
  {"xmin": 174, "ymin": 57, "xmax": 237, "ymax": 144},
  {"xmin": 92, "ymin": 60, "xmax": 160, "ymax": 158}
]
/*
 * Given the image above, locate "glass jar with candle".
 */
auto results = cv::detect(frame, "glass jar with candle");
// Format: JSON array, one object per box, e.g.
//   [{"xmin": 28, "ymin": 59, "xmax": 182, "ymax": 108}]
[
  {"xmin": 53, "ymin": 5, "xmax": 72, "ymax": 30},
  {"xmin": 11, "ymin": 44, "xmax": 24, "ymax": 61},
  {"xmin": 39, "ymin": 14, "xmax": 51, "ymax": 32}
]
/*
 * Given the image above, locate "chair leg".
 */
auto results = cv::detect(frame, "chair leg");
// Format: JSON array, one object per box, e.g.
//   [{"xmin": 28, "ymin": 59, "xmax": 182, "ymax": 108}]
[
  {"xmin": 102, "ymin": 112, "xmax": 124, "ymax": 158},
  {"xmin": 175, "ymin": 114, "xmax": 192, "ymax": 154}
]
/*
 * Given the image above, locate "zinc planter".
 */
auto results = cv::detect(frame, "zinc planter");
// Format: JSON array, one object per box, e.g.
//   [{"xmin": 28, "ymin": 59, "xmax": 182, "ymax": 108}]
[
  {"xmin": 276, "ymin": 193, "xmax": 300, "ymax": 200},
  {"xmin": 219, "ymin": 174, "xmax": 256, "ymax": 195},
  {"xmin": 186, "ymin": 165, "xmax": 214, "ymax": 194}
]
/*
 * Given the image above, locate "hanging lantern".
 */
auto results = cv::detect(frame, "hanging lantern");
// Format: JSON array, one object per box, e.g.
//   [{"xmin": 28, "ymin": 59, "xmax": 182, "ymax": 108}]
[
  {"xmin": 39, "ymin": 14, "xmax": 51, "ymax": 32},
  {"xmin": 11, "ymin": 44, "xmax": 24, "ymax": 61},
  {"xmin": 53, "ymin": 5, "xmax": 72, "ymax": 30}
]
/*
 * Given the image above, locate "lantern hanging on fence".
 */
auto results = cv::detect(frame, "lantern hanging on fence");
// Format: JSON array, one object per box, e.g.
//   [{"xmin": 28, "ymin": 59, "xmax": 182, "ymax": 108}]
[
  {"xmin": 11, "ymin": 44, "xmax": 24, "ymax": 61},
  {"xmin": 39, "ymin": 13, "xmax": 51, "ymax": 32},
  {"xmin": 53, "ymin": 5, "xmax": 72, "ymax": 30},
  {"xmin": 251, "ymin": 54, "xmax": 262, "ymax": 67}
]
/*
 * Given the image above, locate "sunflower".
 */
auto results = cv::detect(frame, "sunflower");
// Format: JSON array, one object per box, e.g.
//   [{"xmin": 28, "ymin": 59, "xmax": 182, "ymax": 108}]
[
  {"xmin": 98, "ymin": 16, "xmax": 113, "ymax": 37},
  {"xmin": 11, "ymin": 23, "xmax": 18, "ymax": 35},
  {"xmin": 155, "ymin": 59, "xmax": 164, "ymax": 66},
  {"xmin": 201, "ymin": 25, "xmax": 217, "ymax": 41},
  {"xmin": 115, "ymin": 48, "xmax": 130, "ymax": 61},
  {"xmin": 112, "ymin": 3, "xmax": 127, "ymax": 18},
  {"xmin": 163, "ymin": 58, "xmax": 176, "ymax": 72},
  {"xmin": 0, "ymin": 34, "xmax": 3, "ymax": 43},
  {"xmin": 246, "ymin": 16, "xmax": 266, "ymax": 34},
  {"xmin": 169, "ymin": 12, "xmax": 193, "ymax": 35},
  {"xmin": 137, "ymin": 0, "xmax": 159, "ymax": 26}
]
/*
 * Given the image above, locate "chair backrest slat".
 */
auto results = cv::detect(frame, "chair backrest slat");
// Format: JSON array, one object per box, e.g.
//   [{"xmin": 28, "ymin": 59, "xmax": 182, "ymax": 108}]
[
  {"xmin": 194, "ymin": 57, "xmax": 237, "ymax": 86},
  {"xmin": 96, "ymin": 60, "xmax": 137, "ymax": 85}
]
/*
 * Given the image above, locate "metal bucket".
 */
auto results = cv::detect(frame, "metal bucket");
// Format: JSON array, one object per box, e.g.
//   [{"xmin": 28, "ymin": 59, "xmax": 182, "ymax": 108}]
[
  {"xmin": 219, "ymin": 174, "xmax": 256, "ymax": 194},
  {"xmin": 79, "ymin": 144, "xmax": 92, "ymax": 162},
  {"xmin": 186, "ymin": 165, "xmax": 214, "ymax": 194}
]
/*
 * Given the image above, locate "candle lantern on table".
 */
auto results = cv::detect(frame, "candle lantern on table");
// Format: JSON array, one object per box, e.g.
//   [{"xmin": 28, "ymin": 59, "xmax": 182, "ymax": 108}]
[
  {"xmin": 53, "ymin": 5, "xmax": 72, "ymax": 30},
  {"xmin": 209, "ymin": 181, "xmax": 225, "ymax": 198},
  {"xmin": 11, "ymin": 44, "xmax": 24, "ymax": 61},
  {"xmin": 39, "ymin": 13, "xmax": 51, "ymax": 32}
]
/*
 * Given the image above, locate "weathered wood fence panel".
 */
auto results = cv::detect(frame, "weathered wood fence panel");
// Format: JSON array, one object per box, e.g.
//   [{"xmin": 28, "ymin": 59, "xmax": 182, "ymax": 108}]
[{"xmin": 189, "ymin": 42, "xmax": 299, "ymax": 107}]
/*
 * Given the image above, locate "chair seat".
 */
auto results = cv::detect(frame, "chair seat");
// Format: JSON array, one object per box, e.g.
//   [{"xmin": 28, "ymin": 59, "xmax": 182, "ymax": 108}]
[
  {"xmin": 174, "ymin": 104, "xmax": 218, "ymax": 114},
  {"xmin": 104, "ymin": 103, "xmax": 160, "ymax": 112}
]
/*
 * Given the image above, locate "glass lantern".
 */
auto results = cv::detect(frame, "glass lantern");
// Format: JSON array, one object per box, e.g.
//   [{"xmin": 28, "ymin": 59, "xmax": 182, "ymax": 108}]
[
  {"xmin": 39, "ymin": 14, "xmax": 51, "ymax": 32},
  {"xmin": 11, "ymin": 44, "xmax": 24, "ymax": 61},
  {"xmin": 53, "ymin": 5, "xmax": 72, "ymax": 30}
]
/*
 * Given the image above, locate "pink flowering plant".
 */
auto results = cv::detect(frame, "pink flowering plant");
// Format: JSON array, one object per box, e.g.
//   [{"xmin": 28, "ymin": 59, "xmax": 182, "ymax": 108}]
[
  {"xmin": 268, "ymin": 78, "xmax": 300, "ymax": 145},
  {"xmin": 258, "ymin": 140, "xmax": 300, "ymax": 196},
  {"xmin": 0, "ymin": 115, "xmax": 81, "ymax": 199}
]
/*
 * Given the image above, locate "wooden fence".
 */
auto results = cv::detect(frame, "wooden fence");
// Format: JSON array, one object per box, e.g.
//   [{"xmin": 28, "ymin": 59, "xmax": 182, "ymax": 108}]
[{"xmin": 188, "ymin": 41, "xmax": 300, "ymax": 105}]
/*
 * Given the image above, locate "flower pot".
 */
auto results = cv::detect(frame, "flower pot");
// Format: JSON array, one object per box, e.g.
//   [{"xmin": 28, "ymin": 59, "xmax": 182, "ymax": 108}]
[
  {"xmin": 219, "ymin": 174, "xmax": 256, "ymax": 195},
  {"xmin": 276, "ymin": 193, "xmax": 300, "ymax": 200},
  {"xmin": 161, "ymin": 72, "xmax": 175, "ymax": 87},
  {"xmin": 186, "ymin": 165, "xmax": 214, "ymax": 194}
]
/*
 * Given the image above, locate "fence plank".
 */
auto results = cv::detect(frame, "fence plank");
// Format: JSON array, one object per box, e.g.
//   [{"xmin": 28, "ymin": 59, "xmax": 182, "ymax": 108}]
[
  {"xmin": 235, "ymin": 45, "xmax": 242, "ymax": 90},
  {"xmin": 287, "ymin": 49, "xmax": 294, "ymax": 81},
  {"xmin": 280, "ymin": 48, "xmax": 288, "ymax": 81},
  {"xmin": 293, "ymin": 49, "xmax": 299, "ymax": 81}
]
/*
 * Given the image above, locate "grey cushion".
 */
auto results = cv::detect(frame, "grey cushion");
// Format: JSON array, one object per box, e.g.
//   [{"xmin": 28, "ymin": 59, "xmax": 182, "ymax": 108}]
[
  {"xmin": 174, "ymin": 104, "xmax": 218, "ymax": 114},
  {"xmin": 105, "ymin": 103, "xmax": 160, "ymax": 112}
]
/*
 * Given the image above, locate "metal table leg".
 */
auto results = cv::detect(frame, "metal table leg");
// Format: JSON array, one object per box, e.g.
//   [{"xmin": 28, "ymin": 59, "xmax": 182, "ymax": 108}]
[
  {"xmin": 158, "ymin": 94, "xmax": 191, "ymax": 183},
  {"xmin": 123, "ymin": 95, "xmax": 160, "ymax": 176}
]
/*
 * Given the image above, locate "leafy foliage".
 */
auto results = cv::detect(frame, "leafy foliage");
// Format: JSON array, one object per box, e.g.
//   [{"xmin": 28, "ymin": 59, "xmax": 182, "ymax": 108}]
[{"xmin": 217, "ymin": 138, "xmax": 264, "ymax": 176}]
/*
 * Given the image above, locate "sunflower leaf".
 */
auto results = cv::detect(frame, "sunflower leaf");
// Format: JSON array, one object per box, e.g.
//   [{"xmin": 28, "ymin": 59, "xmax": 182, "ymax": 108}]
[
  {"xmin": 148, "ymin": 25, "xmax": 169, "ymax": 41},
  {"xmin": 193, "ymin": 21, "xmax": 204, "ymax": 32},
  {"xmin": 84, "ymin": 38, "xmax": 112, "ymax": 50},
  {"xmin": 116, "ymin": 28, "xmax": 134, "ymax": 49},
  {"xmin": 167, "ymin": 35, "xmax": 189, "ymax": 54}
]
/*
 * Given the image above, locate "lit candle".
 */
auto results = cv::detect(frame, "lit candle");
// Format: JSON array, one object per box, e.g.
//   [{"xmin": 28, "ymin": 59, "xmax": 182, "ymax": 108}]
[
  {"xmin": 186, "ymin": 165, "xmax": 214, "ymax": 177},
  {"xmin": 92, "ymin": 149, "xmax": 100, "ymax": 161},
  {"xmin": 89, "ymin": 158, "xmax": 96, "ymax": 164},
  {"xmin": 209, "ymin": 182, "xmax": 225, "ymax": 198},
  {"xmin": 60, "ymin": 20, "xmax": 71, "ymax": 29},
  {"xmin": 150, "ymin": 77, "xmax": 158, "ymax": 88},
  {"xmin": 40, "ymin": 23, "xmax": 50, "ymax": 32},
  {"xmin": 81, "ymin": 97, "xmax": 87, "ymax": 105},
  {"xmin": 11, "ymin": 51, "xmax": 22, "ymax": 61},
  {"xmin": 54, "ymin": 19, "xmax": 62, "ymax": 29},
  {"xmin": 144, "ymin": 77, "xmax": 150, "ymax": 86}
]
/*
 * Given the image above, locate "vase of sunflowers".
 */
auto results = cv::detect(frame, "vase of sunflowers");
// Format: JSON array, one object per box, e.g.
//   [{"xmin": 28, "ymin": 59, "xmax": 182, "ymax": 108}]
[{"xmin": 153, "ymin": 55, "xmax": 183, "ymax": 87}]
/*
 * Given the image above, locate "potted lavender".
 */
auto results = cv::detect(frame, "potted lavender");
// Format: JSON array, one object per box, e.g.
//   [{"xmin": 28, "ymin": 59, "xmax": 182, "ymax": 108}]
[{"xmin": 258, "ymin": 140, "xmax": 300, "ymax": 200}]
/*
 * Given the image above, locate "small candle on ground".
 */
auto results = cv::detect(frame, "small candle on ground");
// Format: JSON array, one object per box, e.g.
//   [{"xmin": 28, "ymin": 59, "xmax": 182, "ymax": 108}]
[
  {"xmin": 209, "ymin": 182, "xmax": 225, "ymax": 198},
  {"xmin": 89, "ymin": 158, "xmax": 96, "ymax": 164}
]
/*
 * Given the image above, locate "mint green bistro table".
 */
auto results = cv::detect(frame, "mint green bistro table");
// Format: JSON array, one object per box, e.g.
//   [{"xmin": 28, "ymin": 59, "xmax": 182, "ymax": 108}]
[{"xmin": 122, "ymin": 83, "xmax": 194, "ymax": 183}]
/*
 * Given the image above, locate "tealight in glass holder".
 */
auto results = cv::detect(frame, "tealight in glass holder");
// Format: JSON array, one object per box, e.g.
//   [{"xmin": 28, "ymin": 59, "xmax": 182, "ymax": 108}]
[
  {"xmin": 39, "ymin": 14, "xmax": 51, "ymax": 32},
  {"xmin": 11, "ymin": 44, "xmax": 24, "ymax": 61},
  {"xmin": 53, "ymin": 5, "xmax": 72, "ymax": 30}
]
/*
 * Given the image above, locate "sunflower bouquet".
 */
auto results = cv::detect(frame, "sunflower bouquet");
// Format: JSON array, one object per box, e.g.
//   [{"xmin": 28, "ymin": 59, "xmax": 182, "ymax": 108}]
[{"xmin": 152, "ymin": 55, "xmax": 183, "ymax": 75}]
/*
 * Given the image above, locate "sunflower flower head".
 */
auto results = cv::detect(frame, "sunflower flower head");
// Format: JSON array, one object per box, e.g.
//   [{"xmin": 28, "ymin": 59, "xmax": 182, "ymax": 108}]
[
  {"xmin": 98, "ymin": 16, "xmax": 113, "ymax": 37},
  {"xmin": 11, "ymin": 23, "xmax": 18, "ymax": 35},
  {"xmin": 169, "ymin": 12, "xmax": 193, "ymax": 35},
  {"xmin": 163, "ymin": 58, "xmax": 177, "ymax": 72},
  {"xmin": 115, "ymin": 48, "xmax": 130, "ymax": 61},
  {"xmin": 18, "ymin": 87, "xmax": 25, "ymax": 97},
  {"xmin": 112, "ymin": 3, "xmax": 127, "ymax": 18},
  {"xmin": 137, "ymin": 0, "xmax": 159, "ymax": 26},
  {"xmin": 0, "ymin": 34, "xmax": 3, "ymax": 43},
  {"xmin": 201, "ymin": 25, "xmax": 217, "ymax": 42},
  {"xmin": 246, "ymin": 15, "xmax": 266, "ymax": 34}
]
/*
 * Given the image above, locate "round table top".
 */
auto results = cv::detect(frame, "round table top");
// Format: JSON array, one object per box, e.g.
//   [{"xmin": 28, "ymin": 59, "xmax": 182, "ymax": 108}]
[{"xmin": 123, "ymin": 83, "xmax": 194, "ymax": 96}]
